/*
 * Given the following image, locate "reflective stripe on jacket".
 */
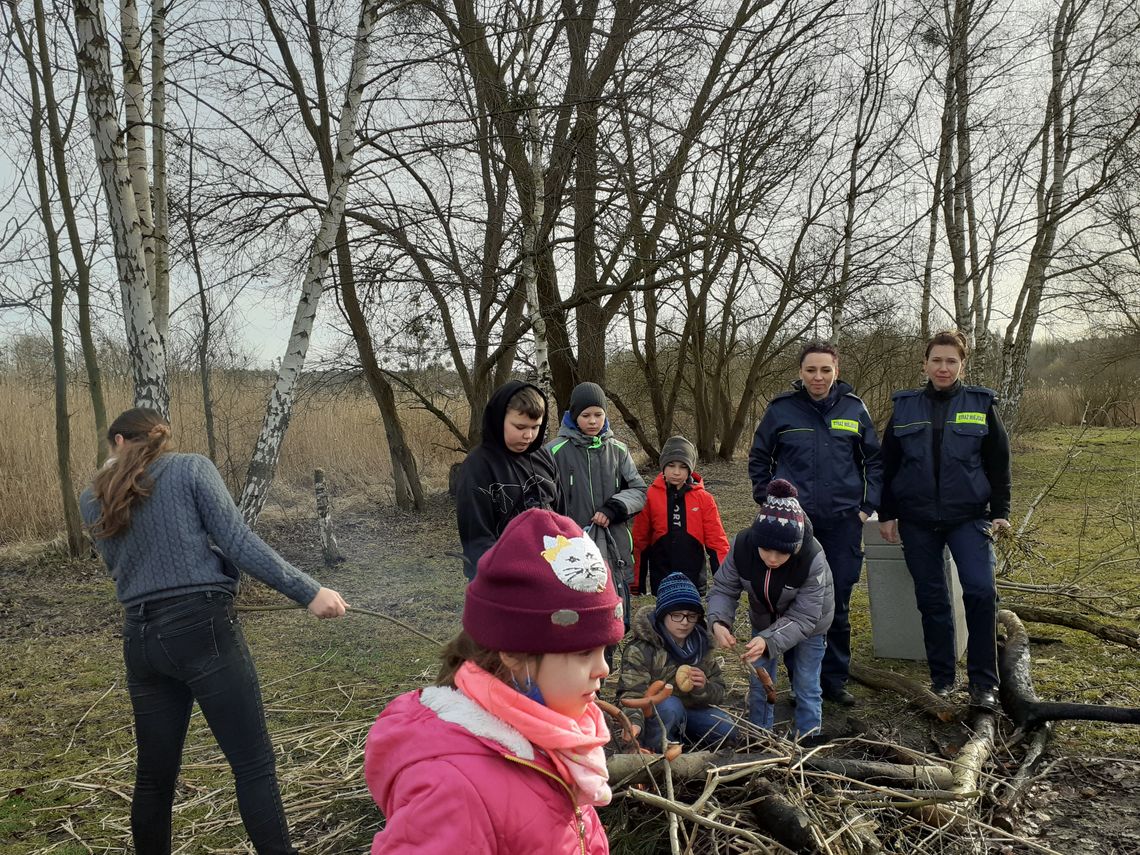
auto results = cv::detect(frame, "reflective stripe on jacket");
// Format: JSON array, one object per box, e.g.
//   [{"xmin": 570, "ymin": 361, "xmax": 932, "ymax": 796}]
[{"xmin": 747, "ymin": 381, "xmax": 882, "ymax": 522}]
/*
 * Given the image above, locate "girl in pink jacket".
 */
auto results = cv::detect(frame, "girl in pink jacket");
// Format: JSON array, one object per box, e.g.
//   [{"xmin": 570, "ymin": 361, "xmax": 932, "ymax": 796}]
[{"xmin": 365, "ymin": 509, "xmax": 625, "ymax": 854}]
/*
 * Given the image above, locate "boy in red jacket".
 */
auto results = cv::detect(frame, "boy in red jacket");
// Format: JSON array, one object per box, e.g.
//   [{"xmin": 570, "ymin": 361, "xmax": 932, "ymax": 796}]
[{"xmin": 633, "ymin": 436, "xmax": 730, "ymax": 595}]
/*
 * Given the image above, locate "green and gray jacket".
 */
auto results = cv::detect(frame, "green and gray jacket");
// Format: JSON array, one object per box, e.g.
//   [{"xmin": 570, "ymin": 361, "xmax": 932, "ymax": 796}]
[
  {"xmin": 544, "ymin": 415, "xmax": 647, "ymax": 584},
  {"xmin": 615, "ymin": 605, "xmax": 727, "ymax": 731}
]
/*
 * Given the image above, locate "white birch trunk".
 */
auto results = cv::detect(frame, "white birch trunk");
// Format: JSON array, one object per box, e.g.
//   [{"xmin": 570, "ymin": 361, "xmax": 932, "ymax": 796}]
[
  {"xmin": 120, "ymin": 0, "xmax": 158, "ymax": 325},
  {"xmin": 238, "ymin": 0, "xmax": 381, "ymax": 524},
  {"xmin": 518, "ymin": 12, "xmax": 553, "ymax": 421},
  {"xmin": 151, "ymin": 0, "xmax": 170, "ymax": 338},
  {"xmin": 73, "ymin": 0, "xmax": 168, "ymax": 416}
]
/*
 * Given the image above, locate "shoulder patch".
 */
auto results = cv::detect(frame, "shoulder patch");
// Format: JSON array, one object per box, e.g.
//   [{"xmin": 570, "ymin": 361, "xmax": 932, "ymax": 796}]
[
  {"xmin": 892, "ymin": 388, "xmax": 921, "ymax": 400},
  {"xmin": 549, "ymin": 439, "xmax": 570, "ymax": 456}
]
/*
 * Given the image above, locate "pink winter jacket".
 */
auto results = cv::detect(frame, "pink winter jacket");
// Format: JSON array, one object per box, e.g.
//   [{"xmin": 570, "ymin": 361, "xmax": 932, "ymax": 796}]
[{"xmin": 364, "ymin": 687, "xmax": 610, "ymax": 854}]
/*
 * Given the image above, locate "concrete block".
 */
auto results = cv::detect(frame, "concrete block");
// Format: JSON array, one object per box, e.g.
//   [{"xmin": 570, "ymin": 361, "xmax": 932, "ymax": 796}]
[{"xmin": 863, "ymin": 519, "xmax": 968, "ymax": 662}]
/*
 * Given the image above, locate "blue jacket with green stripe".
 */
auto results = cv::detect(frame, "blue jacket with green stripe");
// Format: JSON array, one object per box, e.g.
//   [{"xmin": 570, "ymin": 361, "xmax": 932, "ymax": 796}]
[
  {"xmin": 545, "ymin": 415, "xmax": 647, "ymax": 584},
  {"xmin": 748, "ymin": 380, "xmax": 882, "ymax": 523}
]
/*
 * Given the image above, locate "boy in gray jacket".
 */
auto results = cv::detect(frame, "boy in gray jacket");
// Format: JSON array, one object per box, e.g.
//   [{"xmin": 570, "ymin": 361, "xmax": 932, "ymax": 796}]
[
  {"xmin": 545, "ymin": 382, "xmax": 647, "ymax": 630},
  {"xmin": 707, "ymin": 479, "xmax": 834, "ymax": 737}
]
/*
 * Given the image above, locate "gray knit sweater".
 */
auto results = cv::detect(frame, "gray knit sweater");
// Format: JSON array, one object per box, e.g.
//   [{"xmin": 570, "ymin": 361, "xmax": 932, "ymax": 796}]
[{"xmin": 80, "ymin": 453, "xmax": 320, "ymax": 607}]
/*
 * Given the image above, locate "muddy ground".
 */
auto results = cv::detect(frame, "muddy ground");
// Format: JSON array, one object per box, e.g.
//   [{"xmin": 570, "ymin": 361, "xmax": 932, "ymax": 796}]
[{"xmin": 2, "ymin": 460, "xmax": 1138, "ymax": 853}]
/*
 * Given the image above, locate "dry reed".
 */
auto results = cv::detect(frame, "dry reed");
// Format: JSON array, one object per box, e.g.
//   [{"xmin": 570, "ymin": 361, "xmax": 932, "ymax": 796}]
[{"xmin": 0, "ymin": 373, "xmax": 466, "ymax": 543}]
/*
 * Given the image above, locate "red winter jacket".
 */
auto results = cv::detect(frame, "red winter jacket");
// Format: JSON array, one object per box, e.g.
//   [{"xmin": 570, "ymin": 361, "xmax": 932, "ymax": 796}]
[
  {"xmin": 632, "ymin": 472, "xmax": 730, "ymax": 594},
  {"xmin": 365, "ymin": 688, "xmax": 609, "ymax": 854}
]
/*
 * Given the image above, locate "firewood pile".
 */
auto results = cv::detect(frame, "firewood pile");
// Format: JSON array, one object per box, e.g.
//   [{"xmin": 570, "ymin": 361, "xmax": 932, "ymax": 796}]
[{"xmin": 600, "ymin": 609, "xmax": 1140, "ymax": 855}]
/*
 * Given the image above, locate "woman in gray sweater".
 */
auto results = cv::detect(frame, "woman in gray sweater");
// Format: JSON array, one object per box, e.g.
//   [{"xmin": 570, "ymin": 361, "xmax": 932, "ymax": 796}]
[{"xmin": 80, "ymin": 407, "xmax": 347, "ymax": 855}]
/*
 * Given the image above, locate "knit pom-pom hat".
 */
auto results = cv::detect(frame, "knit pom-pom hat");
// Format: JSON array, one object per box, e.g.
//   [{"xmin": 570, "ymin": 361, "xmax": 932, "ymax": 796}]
[
  {"xmin": 653, "ymin": 573, "xmax": 704, "ymax": 622},
  {"xmin": 465, "ymin": 509, "xmax": 625, "ymax": 653},
  {"xmin": 750, "ymin": 479, "xmax": 806, "ymax": 555}
]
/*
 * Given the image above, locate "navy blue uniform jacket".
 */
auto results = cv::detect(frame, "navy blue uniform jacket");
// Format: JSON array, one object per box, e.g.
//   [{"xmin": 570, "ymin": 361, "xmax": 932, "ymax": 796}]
[{"xmin": 748, "ymin": 380, "xmax": 882, "ymax": 523}]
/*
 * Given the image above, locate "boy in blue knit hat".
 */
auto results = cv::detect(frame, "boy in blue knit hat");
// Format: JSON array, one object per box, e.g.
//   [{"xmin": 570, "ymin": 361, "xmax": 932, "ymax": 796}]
[{"xmin": 615, "ymin": 573, "xmax": 736, "ymax": 751}]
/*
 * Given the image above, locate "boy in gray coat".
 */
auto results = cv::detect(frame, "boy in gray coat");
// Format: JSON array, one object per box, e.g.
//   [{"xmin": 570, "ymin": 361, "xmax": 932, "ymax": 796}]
[
  {"xmin": 707, "ymin": 479, "xmax": 834, "ymax": 737},
  {"xmin": 545, "ymin": 382, "xmax": 647, "ymax": 630}
]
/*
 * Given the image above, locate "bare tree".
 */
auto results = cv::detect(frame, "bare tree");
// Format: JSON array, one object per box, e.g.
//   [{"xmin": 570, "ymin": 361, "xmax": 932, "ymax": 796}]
[
  {"xmin": 238, "ymin": 0, "xmax": 384, "ymax": 523},
  {"xmin": 10, "ymin": 0, "xmax": 85, "ymax": 554},
  {"xmin": 23, "ymin": 0, "xmax": 109, "ymax": 466},
  {"xmin": 72, "ymin": 0, "xmax": 168, "ymax": 415},
  {"xmin": 999, "ymin": 0, "xmax": 1140, "ymax": 428}
]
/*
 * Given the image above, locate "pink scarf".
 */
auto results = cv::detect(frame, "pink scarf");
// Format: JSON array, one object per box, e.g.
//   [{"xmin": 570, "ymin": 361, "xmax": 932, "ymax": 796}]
[{"xmin": 454, "ymin": 661, "xmax": 612, "ymax": 807}]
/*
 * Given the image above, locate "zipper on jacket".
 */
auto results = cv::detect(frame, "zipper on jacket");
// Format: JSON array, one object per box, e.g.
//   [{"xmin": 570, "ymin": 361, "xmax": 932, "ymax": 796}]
[
  {"xmin": 502, "ymin": 753, "xmax": 588, "ymax": 853},
  {"xmin": 763, "ymin": 565, "xmax": 777, "ymax": 619}
]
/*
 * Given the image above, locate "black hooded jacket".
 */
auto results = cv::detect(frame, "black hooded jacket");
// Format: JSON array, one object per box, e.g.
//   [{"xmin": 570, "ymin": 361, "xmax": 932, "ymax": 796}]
[{"xmin": 455, "ymin": 381, "xmax": 564, "ymax": 579}]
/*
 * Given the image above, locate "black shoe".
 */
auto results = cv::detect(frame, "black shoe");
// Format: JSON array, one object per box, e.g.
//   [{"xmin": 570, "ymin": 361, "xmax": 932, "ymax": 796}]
[
  {"xmin": 932, "ymin": 683, "xmax": 955, "ymax": 699},
  {"xmin": 823, "ymin": 689, "xmax": 856, "ymax": 707},
  {"xmin": 968, "ymin": 686, "xmax": 999, "ymax": 711}
]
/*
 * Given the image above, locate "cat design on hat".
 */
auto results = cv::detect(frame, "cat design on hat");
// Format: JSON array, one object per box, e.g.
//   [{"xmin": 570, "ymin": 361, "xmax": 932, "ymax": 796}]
[{"xmin": 542, "ymin": 534, "xmax": 609, "ymax": 593}]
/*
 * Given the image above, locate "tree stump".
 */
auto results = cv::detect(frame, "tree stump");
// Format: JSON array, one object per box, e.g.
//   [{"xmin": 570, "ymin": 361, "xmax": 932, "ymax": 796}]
[{"xmin": 314, "ymin": 468, "xmax": 346, "ymax": 565}]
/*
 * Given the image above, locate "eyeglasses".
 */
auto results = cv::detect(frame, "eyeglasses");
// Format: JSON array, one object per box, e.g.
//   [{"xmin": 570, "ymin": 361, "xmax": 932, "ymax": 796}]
[{"xmin": 666, "ymin": 612, "xmax": 701, "ymax": 624}]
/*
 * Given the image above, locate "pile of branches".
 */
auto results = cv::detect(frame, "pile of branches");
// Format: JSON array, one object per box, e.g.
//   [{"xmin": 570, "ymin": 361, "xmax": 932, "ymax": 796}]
[{"xmin": 601, "ymin": 609, "xmax": 1140, "ymax": 855}]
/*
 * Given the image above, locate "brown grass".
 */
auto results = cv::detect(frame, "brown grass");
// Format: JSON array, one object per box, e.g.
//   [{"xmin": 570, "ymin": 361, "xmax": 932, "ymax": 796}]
[{"xmin": 0, "ymin": 373, "xmax": 466, "ymax": 543}]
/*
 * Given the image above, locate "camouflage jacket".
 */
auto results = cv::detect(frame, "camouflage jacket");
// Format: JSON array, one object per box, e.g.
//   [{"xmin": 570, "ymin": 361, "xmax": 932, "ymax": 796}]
[{"xmin": 615, "ymin": 605, "xmax": 726, "ymax": 731}]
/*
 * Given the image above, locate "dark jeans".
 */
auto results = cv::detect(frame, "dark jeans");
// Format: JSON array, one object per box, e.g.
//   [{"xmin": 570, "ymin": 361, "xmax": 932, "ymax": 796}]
[
  {"xmin": 785, "ymin": 513, "xmax": 864, "ymax": 696},
  {"xmin": 898, "ymin": 518, "xmax": 999, "ymax": 692},
  {"xmin": 641, "ymin": 696, "xmax": 737, "ymax": 750},
  {"xmin": 122, "ymin": 591, "xmax": 296, "ymax": 855}
]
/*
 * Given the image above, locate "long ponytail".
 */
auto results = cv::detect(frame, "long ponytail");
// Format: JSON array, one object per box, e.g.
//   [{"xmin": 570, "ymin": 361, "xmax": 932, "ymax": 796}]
[{"xmin": 89, "ymin": 408, "xmax": 172, "ymax": 539}]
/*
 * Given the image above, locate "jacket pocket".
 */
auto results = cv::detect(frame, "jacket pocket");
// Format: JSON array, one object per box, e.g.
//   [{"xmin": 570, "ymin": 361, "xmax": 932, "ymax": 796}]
[
  {"xmin": 948, "ymin": 422, "xmax": 988, "ymax": 464},
  {"xmin": 892, "ymin": 421, "xmax": 928, "ymax": 460}
]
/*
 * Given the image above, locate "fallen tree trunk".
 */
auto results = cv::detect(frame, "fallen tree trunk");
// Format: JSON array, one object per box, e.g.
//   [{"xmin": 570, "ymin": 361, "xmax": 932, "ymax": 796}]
[
  {"xmin": 607, "ymin": 750, "xmax": 954, "ymax": 789},
  {"xmin": 998, "ymin": 609, "xmax": 1140, "ymax": 731},
  {"xmin": 1007, "ymin": 603, "xmax": 1140, "ymax": 651},
  {"xmin": 849, "ymin": 662, "xmax": 960, "ymax": 721}
]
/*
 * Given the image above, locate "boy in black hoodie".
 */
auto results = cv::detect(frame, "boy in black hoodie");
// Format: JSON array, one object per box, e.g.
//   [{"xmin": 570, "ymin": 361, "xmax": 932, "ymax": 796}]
[{"xmin": 455, "ymin": 381, "xmax": 563, "ymax": 579}]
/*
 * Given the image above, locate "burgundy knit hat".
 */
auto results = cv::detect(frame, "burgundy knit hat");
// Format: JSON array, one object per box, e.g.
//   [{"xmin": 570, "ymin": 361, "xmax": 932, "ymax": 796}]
[{"xmin": 465, "ymin": 509, "xmax": 625, "ymax": 653}]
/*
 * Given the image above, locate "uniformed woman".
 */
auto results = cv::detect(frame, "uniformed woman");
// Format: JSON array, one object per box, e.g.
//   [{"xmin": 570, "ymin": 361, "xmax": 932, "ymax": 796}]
[{"xmin": 878, "ymin": 330, "xmax": 1011, "ymax": 710}]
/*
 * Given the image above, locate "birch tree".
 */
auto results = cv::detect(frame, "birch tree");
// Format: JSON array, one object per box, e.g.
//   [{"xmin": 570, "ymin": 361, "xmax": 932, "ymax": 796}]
[
  {"xmin": 72, "ymin": 0, "xmax": 168, "ymax": 415},
  {"xmin": 250, "ymin": 0, "xmax": 425, "ymax": 510},
  {"xmin": 238, "ymin": 0, "xmax": 382, "ymax": 524}
]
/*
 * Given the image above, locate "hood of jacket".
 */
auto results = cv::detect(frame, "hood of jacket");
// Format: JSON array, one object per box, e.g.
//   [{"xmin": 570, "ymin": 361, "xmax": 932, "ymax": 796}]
[
  {"xmin": 481, "ymin": 380, "xmax": 551, "ymax": 454},
  {"xmin": 557, "ymin": 412, "xmax": 613, "ymax": 444}
]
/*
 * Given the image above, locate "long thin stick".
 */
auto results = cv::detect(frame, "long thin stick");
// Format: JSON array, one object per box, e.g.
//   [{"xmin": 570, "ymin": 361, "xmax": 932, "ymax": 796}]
[{"xmin": 236, "ymin": 603, "xmax": 442, "ymax": 646}]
